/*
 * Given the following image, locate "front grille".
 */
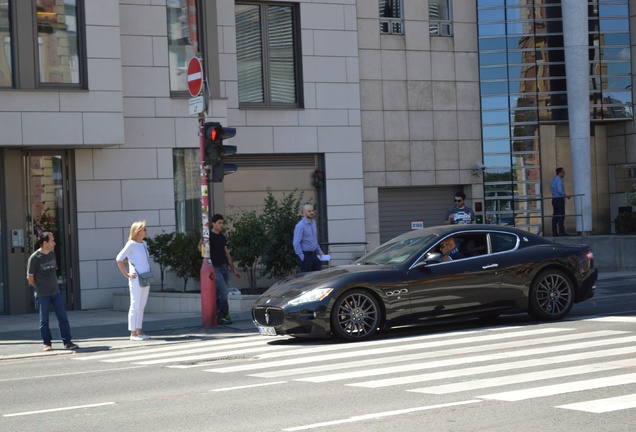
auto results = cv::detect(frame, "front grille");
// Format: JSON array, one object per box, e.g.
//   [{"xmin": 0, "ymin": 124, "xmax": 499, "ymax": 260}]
[{"xmin": 253, "ymin": 307, "xmax": 285, "ymax": 327}]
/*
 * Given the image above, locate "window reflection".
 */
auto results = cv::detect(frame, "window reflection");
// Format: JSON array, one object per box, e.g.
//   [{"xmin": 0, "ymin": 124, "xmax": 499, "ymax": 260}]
[
  {"xmin": 36, "ymin": 0, "xmax": 80, "ymax": 84},
  {"xmin": 0, "ymin": 0, "xmax": 10, "ymax": 87},
  {"xmin": 167, "ymin": 0, "xmax": 199, "ymax": 93}
]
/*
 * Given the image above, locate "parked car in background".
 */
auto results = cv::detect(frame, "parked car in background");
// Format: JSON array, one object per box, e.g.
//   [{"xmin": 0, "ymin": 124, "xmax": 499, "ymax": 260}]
[{"xmin": 252, "ymin": 225, "xmax": 597, "ymax": 342}]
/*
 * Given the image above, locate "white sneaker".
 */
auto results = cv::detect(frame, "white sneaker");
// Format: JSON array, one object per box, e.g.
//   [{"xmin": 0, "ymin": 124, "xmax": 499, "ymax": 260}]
[
  {"xmin": 140, "ymin": 334, "xmax": 151, "ymax": 340},
  {"xmin": 130, "ymin": 335, "xmax": 144, "ymax": 341}
]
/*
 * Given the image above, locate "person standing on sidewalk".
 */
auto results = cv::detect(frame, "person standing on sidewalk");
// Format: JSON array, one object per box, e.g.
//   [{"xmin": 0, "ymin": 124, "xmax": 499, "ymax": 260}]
[
  {"xmin": 293, "ymin": 203, "xmax": 324, "ymax": 272},
  {"xmin": 209, "ymin": 214, "xmax": 241, "ymax": 324},
  {"xmin": 550, "ymin": 167, "xmax": 571, "ymax": 236},
  {"xmin": 116, "ymin": 220, "xmax": 152, "ymax": 341},
  {"xmin": 444, "ymin": 192, "xmax": 476, "ymax": 225},
  {"xmin": 27, "ymin": 232, "xmax": 79, "ymax": 351}
]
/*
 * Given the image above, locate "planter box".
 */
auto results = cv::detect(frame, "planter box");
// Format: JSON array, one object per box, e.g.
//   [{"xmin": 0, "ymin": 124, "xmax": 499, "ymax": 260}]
[{"xmin": 113, "ymin": 291, "xmax": 259, "ymax": 314}]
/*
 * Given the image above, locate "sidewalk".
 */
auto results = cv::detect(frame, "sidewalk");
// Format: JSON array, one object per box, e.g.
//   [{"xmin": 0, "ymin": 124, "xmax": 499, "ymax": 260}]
[{"xmin": 0, "ymin": 309, "xmax": 257, "ymax": 361}]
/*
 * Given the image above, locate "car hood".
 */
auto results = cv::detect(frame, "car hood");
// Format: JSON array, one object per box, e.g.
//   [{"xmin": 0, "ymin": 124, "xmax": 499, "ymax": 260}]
[{"xmin": 257, "ymin": 264, "xmax": 389, "ymax": 302}]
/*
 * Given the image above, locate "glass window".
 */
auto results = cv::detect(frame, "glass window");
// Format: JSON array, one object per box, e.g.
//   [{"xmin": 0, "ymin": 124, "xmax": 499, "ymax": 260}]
[
  {"xmin": 236, "ymin": 2, "xmax": 301, "ymax": 107},
  {"xmin": 173, "ymin": 149, "xmax": 202, "ymax": 234},
  {"xmin": 429, "ymin": 0, "xmax": 452, "ymax": 36},
  {"xmin": 36, "ymin": 0, "xmax": 81, "ymax": 85},
  {"xmin": 490, "ymin": 233, "xmax": 517, "ymax": 253},
  {"xmin": 167, "ymin": 0, "xmax": 200, "ymax": 93},
  {"xmin": 379, "ymin": 0, "xmax": 403, "ymax": 35},
  {"xmin": 0, "ymin": 0, "xmax": 10, "ymax": 87}
]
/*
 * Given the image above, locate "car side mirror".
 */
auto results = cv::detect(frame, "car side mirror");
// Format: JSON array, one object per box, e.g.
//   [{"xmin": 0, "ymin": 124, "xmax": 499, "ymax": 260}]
[{"xmin": 425, "ymin": 252, "xmax": 443, "ymax": 264}]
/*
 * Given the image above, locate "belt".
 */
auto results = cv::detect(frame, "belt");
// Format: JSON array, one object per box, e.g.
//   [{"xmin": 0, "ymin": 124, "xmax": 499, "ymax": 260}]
[{"xmin": 302, "ymin": 251, "xmax": 316, "ymax": 254}]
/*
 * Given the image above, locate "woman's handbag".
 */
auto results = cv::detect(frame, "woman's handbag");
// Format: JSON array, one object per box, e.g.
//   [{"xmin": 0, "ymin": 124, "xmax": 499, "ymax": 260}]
[
  {"xmin": 130, "ymin": 242, "xmax": 153, "ymax": 287},
  {"xmin": 136, "ymin": 271, "xmax": 154, "ymax": 287}
]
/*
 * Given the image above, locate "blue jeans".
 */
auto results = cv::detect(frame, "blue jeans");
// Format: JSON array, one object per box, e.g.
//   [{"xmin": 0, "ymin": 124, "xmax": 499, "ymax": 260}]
[
  {"xmin": 214, "ymin": 265, "xmax": 230, "ymax": 317},
  {"xmin": 37, "ymin": 293, "xmax": 72, "ymax": 345}
]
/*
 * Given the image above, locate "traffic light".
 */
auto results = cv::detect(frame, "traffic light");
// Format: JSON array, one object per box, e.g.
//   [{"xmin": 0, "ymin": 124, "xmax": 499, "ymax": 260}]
[
  {"xmin": 313, "ymin": 170, "xmax": 325, "ymax": 189},
  {"xmin": 203, "ymin": 122, "xmax": 237, "ymax": 182}
]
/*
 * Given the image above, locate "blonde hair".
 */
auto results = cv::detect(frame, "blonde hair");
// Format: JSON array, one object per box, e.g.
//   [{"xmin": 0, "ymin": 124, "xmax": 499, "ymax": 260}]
[{"xmin": 128, "ymin": 220, "xmax": 146, "ymax": 241}]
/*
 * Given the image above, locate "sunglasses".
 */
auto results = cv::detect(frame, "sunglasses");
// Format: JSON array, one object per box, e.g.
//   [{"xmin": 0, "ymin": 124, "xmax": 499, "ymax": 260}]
[
  {"xmin": 454, "ymin": 199, "xmax": 463, "ymax": 203},
  {"xmin": 440, "ymin": 243, "xmax": 451, "ymax": 248}
]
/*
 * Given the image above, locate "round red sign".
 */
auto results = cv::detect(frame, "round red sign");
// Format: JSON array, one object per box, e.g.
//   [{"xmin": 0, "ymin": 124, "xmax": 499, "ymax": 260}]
[{"xmin": 187, "ymin": 57, "xmax": 203, "ymax": 97}]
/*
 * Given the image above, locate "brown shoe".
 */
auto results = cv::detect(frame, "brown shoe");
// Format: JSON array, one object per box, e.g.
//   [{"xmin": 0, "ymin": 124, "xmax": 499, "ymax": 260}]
[
  {"xmin": 64, "ymin": 342, "xmax": 79, "ymax": 350},
  {"xmin": 43, "ymin": 345, "xmax": 52, "ymax": 351}
]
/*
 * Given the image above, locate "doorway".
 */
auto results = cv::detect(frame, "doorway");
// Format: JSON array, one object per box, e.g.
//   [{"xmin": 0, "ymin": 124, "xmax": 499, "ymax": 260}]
[{"xmin": 24, "ymin": 152, "xmax": 79, "ymax": 311}]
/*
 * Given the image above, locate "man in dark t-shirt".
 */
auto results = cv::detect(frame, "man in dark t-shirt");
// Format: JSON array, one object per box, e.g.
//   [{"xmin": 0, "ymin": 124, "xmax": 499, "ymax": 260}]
[
  {"xmin": 209, "ymin": 214, "xmax": 241, "ymax": 324},
  {"xmin": 27, "ymin": 232, "xmax": 78, "ymax": 351}
]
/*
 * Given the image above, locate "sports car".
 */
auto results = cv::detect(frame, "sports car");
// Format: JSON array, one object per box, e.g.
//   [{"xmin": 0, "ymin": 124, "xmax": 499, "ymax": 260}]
[{"xmin": 251, "ymin": 225, "xmax": 597, "ymax": 341}]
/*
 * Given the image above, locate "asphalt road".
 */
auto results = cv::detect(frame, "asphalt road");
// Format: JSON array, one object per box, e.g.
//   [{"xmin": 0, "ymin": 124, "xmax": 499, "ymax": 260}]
[{"xmin": 2, "ymin": 275, "xmax": 635, "ymax": 432}]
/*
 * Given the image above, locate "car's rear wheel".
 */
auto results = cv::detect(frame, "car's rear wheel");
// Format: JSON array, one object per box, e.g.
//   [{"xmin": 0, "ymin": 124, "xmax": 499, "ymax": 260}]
[
  {"xmin": 331, "ymin": 289, "xmax": 380, "ymax": 341},
  {"xmin": 528, "ymin": 269, "xmax": 574, "ymax": 320}
]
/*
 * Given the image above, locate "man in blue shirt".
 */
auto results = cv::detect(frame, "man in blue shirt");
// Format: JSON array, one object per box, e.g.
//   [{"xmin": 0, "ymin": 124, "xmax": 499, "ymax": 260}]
[
  {"xmin": 550, "ymin": 167, "xmax": 570, "ymax": 236},
  {"xmin": 293, "ymin": 204, "xmax": 324, "ymax": 272}
]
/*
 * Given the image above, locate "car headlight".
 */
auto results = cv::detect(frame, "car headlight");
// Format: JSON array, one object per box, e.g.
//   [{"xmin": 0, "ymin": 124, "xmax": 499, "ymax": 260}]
[{"xmin": 287, "ymin": 288, "xmax": 333, "ymax": 306}]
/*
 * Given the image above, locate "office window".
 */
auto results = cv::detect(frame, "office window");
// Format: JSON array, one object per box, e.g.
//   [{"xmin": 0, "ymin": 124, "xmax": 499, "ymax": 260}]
[
  {"xmin": 36, "ymin": 0, "xmax": 81, "ymax": 84},
  {"xmin": 379, "ymin": 0, "xmax": 403, "ymax": 35},
  {"xmin": 0, "ymin": 0, "xmax": 11, "ymax": 87},
  {"xmin": 429, "ymin": 0, "xmax": 452, "ymax": 36},
  {"xmin": 167, "ymin": 0, "xmax": 200, "ymax": 93},
  {"xmin": 173, "ymin": 149, "xmax": 202, "ymax": 234},
  {"xmin": 1, "ymin": 0, "xmax": 84, "ymax": 89},
  {"xmin": 235, "ymin": 2, "xmax": 302, "ymax": 107}
]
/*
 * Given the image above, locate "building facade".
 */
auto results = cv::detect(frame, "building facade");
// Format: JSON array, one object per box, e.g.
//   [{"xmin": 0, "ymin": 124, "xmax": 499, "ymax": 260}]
[{"xmin": 0, "ymin": 0, "xmax": 634, "ymax": 315}]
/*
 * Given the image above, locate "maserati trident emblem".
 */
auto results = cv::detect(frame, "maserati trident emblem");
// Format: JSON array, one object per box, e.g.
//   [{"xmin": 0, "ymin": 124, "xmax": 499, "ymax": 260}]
[{"xmin": 265, "ymin": 311, "xmax": 270, "ymax": 325}]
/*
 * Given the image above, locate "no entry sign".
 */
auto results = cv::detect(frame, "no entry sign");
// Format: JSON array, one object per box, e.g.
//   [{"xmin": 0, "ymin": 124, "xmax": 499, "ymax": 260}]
[{"xmin": 187, "ymin": 57, "xmax": 203, "ymax": 97}]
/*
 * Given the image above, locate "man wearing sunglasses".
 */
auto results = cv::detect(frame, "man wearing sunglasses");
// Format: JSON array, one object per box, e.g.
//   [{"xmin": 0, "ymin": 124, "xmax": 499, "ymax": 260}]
[
  {"xmin": 439, "ymin": 237, "xmax": 464, "ymax": 262},
  {"xmin": 444, "ymin": 192, "xmax": 476, "ymax": 225}
]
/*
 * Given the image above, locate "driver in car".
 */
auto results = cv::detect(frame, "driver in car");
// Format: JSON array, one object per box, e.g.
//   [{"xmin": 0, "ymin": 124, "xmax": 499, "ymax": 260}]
[{"xmin": 439, "ymin": 237, "xmax": 464, "ymax": 262}]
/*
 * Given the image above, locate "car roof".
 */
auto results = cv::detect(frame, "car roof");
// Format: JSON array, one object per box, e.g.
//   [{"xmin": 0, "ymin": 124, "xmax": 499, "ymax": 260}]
[{"xmin": 393, "ymin": 224, "xmax": 550, "ymax": 244}]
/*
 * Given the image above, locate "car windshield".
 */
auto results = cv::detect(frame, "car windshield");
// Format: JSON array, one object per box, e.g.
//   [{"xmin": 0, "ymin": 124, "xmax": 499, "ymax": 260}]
[{"xmin": 354, "ymin": 233, "xmax": 438, "ymax": 265}]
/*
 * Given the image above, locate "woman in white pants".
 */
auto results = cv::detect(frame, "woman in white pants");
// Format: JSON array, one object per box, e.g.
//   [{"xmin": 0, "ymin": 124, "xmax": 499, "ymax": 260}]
[{"xmin": 116, "ymin": 220, "xmax": 152, "ymax": 341}]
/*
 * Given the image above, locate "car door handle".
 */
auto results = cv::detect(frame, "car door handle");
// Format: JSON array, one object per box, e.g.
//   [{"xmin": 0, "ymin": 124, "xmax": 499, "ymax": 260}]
[{"xmin": 482, "ymin": 264, "xmax": 499, "ymax": 269}]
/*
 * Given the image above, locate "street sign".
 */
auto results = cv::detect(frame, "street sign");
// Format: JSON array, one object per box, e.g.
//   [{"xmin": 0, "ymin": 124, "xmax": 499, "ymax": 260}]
[
  {"xmin": 187, "ymin": 56, "xmax": 203, "ymax": 97},
  {"xmin": 189, "ymin": 96, "xmax": 205, "ymax": 116}
]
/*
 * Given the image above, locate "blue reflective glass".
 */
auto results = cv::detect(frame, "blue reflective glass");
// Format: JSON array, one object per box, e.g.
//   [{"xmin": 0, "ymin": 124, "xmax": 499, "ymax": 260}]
[
  {"xmin": 481, "ymin": 81, "xmax": 509, "ymax": 94},
  {"xmin": 606, "ymin": 61, "xmax": 632, "ymax": 78},
  {"xmin": 600, "ymin": 48, "xmax": 631, "ymax": 61},
  {"xmin": 599, "ymin": 18, "xmax": 629, "ymax": 32},
  {"xmin": 479, "ymin": 37, "xmax": 507, "ymax": 50},
  {"xmin": 602, "ymin": 33, "xmax": 630, "ymax": 46},
  {"xmin": 481, "ymin": 96, "xmax": 509, "ymax": 110},
  {"xmin": 483, "ymin": 155, "xmax": 512, "ymax": 170},
  {"xmin": 477, "ymin": 8, "xmax": 505, "ymax": 21},
  {"xmin": 482, "ymin": 125, "xmax": 511, "ymax": 139},
  {"xmin": 483, "ymin": 140, "xmax": 511, "ymax": 154},
  {"xmin": 482, "ymin": 110, "xmax": 510, "ymax": 124},
  {"xmin": 477, "ymin": 0, "xmax": 504, "ymax": 7},
  {"xmin": 480, "ymin": 67, "xmax": 508, "ymax": 80},
  {"xmin": 479, "ymin": 51, "xmax": 508, "ymax": 66},
  {"xmin": 479, "ymin": 23, "xmax": 506, "ymax": 36},
  {"xmin": 599, "ymin": 4, "xmax": 629, "ymax": 17}
]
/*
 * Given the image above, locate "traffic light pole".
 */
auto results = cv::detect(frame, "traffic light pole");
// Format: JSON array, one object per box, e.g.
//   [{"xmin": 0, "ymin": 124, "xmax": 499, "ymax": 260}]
[{"xmin": 199, "ymin": 113, "xmax": 217, "ymax": 328}]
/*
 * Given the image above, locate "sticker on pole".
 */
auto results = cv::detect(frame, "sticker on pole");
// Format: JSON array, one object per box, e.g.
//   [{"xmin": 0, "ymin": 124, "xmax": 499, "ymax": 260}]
[{"xmin": 187, "ymin": 57, "xmax": 204, "ymax": 97}]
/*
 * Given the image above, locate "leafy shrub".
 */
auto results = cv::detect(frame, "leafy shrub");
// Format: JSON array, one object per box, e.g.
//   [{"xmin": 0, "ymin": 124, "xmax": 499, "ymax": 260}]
[
  {"xmin": 615, "ymin": 212, "xmax": 636, "ymax": 235},
  {"xmin": 146, "ymin": 231, "xmax": 202, "ymax": 292}
]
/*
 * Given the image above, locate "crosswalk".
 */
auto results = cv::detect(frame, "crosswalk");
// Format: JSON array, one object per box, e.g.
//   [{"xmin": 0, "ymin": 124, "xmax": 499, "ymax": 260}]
[{"xmin": 74, "ymin": 317, "xmax": 636, "ymax": 414}]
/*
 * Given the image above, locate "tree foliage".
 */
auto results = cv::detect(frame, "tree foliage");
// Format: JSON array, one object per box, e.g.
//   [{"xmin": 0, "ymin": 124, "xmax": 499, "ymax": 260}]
[
  {"xmin": 146, "ymin": 231, "xmax": 202, "ymax": 292},
  {"xmin": 145, "ymin": 232, "xmax": 174, "ymax": 292},
  {"xmin": 226, "ymin": 189, "xmax": 306, "ymax": 288}
]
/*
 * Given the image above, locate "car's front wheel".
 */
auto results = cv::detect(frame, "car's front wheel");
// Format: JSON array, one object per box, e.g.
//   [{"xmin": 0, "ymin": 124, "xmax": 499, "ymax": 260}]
[
  {"xmin": 331, "ymin": 289, "xmax": 380, "ymax": 341},
  {"xmin": 528, "ymin": 269, "xmax": 574, "ymax": 320}
]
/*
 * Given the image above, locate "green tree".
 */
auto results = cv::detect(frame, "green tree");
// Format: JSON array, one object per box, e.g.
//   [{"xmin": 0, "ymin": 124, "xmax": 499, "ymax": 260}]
[
  {"xmin": 260, "ymin": 189, "xmax": 306, "ymax": 279},
  {"xmin": 146, "ymin": 232, "xmax": 175, "ymax": 292},
  {"xmin": 168, "ymin": 231, "xmax": 203, "ymax": 292},
  {"xmin": 226, "ymin": 210, "xmax": 265, "ymax": 290}
]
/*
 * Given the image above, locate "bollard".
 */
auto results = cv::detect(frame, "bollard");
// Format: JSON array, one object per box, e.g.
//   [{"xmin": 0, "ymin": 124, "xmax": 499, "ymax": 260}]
[{"xmin": 201, "ymin": 258, "xmax": 217, "ymax": 328}]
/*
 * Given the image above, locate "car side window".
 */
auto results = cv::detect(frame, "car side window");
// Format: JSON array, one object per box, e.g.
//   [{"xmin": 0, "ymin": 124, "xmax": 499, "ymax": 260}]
[
  {"xmin": 455, "ymin": 234, "xmax": 488, "ymax": 258},
  {"xmin": 490, "ymin": 233, "xmax": 517, "ymax": 253}
]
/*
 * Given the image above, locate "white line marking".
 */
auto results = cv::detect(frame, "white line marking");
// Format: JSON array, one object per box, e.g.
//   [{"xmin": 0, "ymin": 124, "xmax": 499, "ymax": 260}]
[
  {"xmin": 3, "ymin": 402, "xmax": 116, "ymax": 417},
  {"xmin": 480, "ymin": 372, "xmax": 636, "ymax": 401},
  {"xmin": 207, "ymin": 327, "xmax": 576, "ymax": 374},
  {"xmin": 413, "ymin": 358, "xmax": 636, "ymax": 394},
  {"xmin": 354, "ymin": 345, "xmax": 636, "ymax": 389},
  {"xmin": 281, "ymin": 400, "xmax": 482, "ymax": 431},
  {"xmin": 587, "ymin": 316, "xmax": 636, "ymax": 323},
  {"xmin": 296, "ymin": 332, "xmax": 633, "ymax": 383},
  {"xmin": 557, "ymin": 393, "xmax": 636, "ymax": 413},
  {"xmin": 210, "ymin": 381, "xmax": 286, "ymax": 392},
  {"xmin": 0, "ymin": 366, "xmax": 146, "ymax": 382}
]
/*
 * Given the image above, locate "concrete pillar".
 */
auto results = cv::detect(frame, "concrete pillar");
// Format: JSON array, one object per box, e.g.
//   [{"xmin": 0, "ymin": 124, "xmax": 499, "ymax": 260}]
[{"xmin": 562, "ymin": 0, "xmax": 593, "ymax": 233}]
